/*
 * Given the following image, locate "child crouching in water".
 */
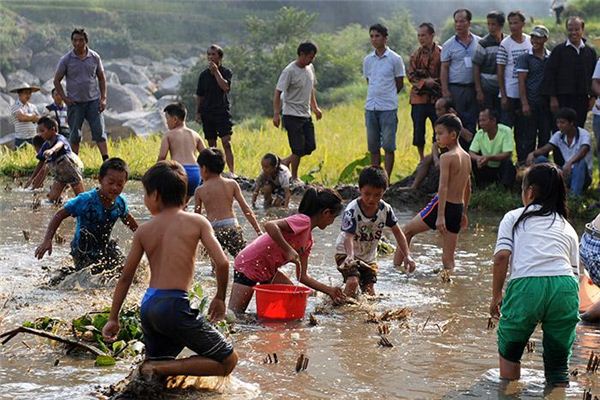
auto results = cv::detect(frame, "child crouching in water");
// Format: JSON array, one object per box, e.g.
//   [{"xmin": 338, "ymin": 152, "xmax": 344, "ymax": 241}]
[
  {"xmin": 491, "ymin": 163, "xmax": 579, "ymax": 386},
  {"xmin": 252, "ymin": 153, "xmax": 292, "ymax": 208},
  {"xmin": 229, "ymin": 186, "xmax": 346, "ymax": 313},
  {"xmin": 335, "ymin": 166, "xmax": 415, "ymax": 297},
  {"xmin": 103, "ymin": 161, "xmax": 237, "ymax": 379}
]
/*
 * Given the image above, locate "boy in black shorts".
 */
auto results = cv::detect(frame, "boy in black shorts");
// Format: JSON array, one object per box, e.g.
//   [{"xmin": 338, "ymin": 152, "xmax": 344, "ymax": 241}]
[
  {"xmin": 195, "ymin": 44, "xmax": 236, "ymax": 176},
  {"xmin": 402, "ymin": 114, "xmax": 471, "ymax": 276},
  {"xmin": 103, "ymin": 161, "xmax": 237, "ymax": 380}
]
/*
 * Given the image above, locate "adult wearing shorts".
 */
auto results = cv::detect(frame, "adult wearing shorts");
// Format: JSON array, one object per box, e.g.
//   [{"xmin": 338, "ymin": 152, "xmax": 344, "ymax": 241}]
[
  {"xmin": 364, "ymin": 23, "xmax": 405, "ymax": 180},
  {"xmin": 195, "ymin": 44, "xmax": 235, "ymax": 175},
  {"xmin": 54, "ymin": 28, "xmax": 108, "ymax": 161},
  {"xmin": 273, "ymin": 41, "xmax": 322, "ymax": 183}
]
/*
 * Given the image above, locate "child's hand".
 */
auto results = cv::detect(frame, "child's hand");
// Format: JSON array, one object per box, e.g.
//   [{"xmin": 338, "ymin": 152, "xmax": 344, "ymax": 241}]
[
  {"xmin": 461, "ymin": 213, "xmax": 468, "ymax": 230},
  {"xmin": 34, "ymin": 239, "xmax": 53, "ymax": 259},
  {"xmin": 328, "ymin": 286, "xmax": 346, "ymax": 305},
  {"xmin": 403, "ymin": 255, "xmax": 417, "ymax": 273},
  {"xmin": 436, "ymin": 215, "xmax": 447, "ymax": 234},
  {"xmin": 102, "ymin": 319, "xmax": 120, "ymax": 342},
  {"xmin": 43, "ymin": 149, "xmax": 54, "ymax": 159},
  {"xmin": 208, "ymin": 297, "xmax": 226, "ymax": 322}
]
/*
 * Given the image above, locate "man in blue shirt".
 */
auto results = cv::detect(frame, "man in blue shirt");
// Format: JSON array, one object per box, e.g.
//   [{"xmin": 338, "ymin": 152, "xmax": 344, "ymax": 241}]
[{"xmin": 363, "ymin": 23, "xmax": 405, "ymax": 180}]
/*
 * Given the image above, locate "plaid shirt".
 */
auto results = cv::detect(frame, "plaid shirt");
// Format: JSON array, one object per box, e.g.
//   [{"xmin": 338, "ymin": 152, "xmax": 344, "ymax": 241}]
[{"xmin": 408, "ymin": 43, "xmax": 442, "ymax": 105}]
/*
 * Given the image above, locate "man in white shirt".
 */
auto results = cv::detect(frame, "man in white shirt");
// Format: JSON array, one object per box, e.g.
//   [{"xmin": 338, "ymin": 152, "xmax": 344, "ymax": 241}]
[
  {"xmin": 363, "ymin": 23, "xmax": 405, "ymax": 180},
  {"xmin": 273, "ymin": 41, "xmax": 322, "ymax": 183}
]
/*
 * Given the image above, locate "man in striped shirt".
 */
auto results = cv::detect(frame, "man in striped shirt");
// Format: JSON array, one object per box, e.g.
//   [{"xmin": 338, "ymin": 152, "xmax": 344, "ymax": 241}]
[{"xmin": 9, "ymin": 84, "xmax": 41, "ymax": 148}]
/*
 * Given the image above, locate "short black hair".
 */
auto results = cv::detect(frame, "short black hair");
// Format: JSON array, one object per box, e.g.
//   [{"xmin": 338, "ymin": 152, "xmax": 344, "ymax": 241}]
[
  {"xmin": 358, "ymin": 166, "xmax": 388, "ymax": 190},
  {"xmin": 37, "ymin": 116, "xmax": 58, "ymax": 131},
  {"xmin": 142, "ymin": 160, "xmax": 187, "ymax": 207},
  {"xmin": 418, "ymin": 22, "xmax": 435, "ymax": 35},
  {"xmin": 453, "ymin": 9, "xmax": 472, "ymax": 22},
  {"xmin": 71, "ymin": 28, "xmax": 88, "ymax": 42},
  {"xmin": 507, "ymin": 10, "xmax": 526, "ymax": 23},
  {"xmin": 297, "ymin": 41, "xmax": 318, "ymax": 56},
  {"xmin": 480, "ymin": 107, "xmax": 498, "ymax": 122},
  {"xmin": 163, "ymin": 102, "xmax": 187, "ymax": 121},
  {"xmin": 369, "ymin": 23, "xmax": 389, "ymax": 37},
  {"xmin": 208, "ymin": 44, "xmax": 224, "ymax": 58},
  {"xmin": 486, "ymin": 11, "xmax": 505, "ymax": 26},
  {"xmin": 32, "ymin": 135, "xmax": 45, "ymax": 149},
  {"xmin": 99, "ymin": 157, "xmax": 130, "ymax": 179},
  {"xmin": 435, "ymin": 113, "xmax": 463, "ymax": 135},
  {"xmin": 566, "ymin": 16, "xmax": 585, "ymax": 30},
  {"xmin": 555, "ymin": 107, "xmax": 578, "ymax": 124},
  {"xmin": 197, "ymin": 148, "xmax": 225, "ymax": 174}
]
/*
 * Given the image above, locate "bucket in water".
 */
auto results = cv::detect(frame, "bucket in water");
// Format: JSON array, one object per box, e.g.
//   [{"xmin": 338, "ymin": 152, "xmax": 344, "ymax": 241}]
[{"xmin": 254, "ymin": 284, "xmax": 312, "ymax": 320}]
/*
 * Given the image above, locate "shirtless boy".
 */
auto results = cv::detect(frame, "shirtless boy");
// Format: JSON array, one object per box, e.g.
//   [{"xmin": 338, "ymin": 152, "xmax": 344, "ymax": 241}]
[
  {"xmin": 102, "ymin": 160, "xmax": 237, "ymax": 379},
  {"xmin": 195, "ymin": 148, "xmax": 261, "ymax": 259},
  {"xmin": 403, "ymin": 113, "xmax": 471, "ymax": 273},
  {"xmin": 158, "ymin": 102, "xmax": 206, "ymax": 203}
]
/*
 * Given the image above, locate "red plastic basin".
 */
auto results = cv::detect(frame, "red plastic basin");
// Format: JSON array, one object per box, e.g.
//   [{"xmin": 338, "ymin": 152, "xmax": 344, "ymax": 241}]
[{"xmin": 253, "ymin": 284, "xmax": 312, "ymax": 320}]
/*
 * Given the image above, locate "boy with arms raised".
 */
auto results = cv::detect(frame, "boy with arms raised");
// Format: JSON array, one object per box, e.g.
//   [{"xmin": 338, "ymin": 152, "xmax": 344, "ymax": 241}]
[
  {"xmin": 335, "ymin": 166, "xmax": 416, "ymax": 296},
  {"xmin": 158, "ymin": 102, "xmax": 206, "ymax": 203},
  {"xmin": 403, "ymin": 114, "xmax": 472, "ymax": 275},
  {"xmin": 35, "ymin": 158, "xmax": 138, "ymax": 277},
  {"xmin": 195, "ymin": 148, "xmax": 262, "ymax": 259},
  {"xmin": 103, "ymin": 161, "xmax": 237, "ymax": 379}
]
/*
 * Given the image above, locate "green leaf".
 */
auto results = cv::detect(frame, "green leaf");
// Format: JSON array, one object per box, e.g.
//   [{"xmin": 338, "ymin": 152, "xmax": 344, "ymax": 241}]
[
  {"xmin": 95, "ymin": 355, "xmax": 116, "ymax": 367},
  {"xmin": 112, "ymin": 340, "xmax": 126, "ymax": 354},
  {"xmin": 338, "ymin": 152, "xmax": 371, "ymax": 183},
  {"xmin": 198, "ymin": 296, "xmax": 209, "ymax": 314}
]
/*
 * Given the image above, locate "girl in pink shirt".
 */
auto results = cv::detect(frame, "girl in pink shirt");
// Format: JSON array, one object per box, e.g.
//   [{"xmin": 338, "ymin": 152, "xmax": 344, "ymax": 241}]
[{"xmin": 229, "ymin": 187, "xmax": 346, "ymax": 313}]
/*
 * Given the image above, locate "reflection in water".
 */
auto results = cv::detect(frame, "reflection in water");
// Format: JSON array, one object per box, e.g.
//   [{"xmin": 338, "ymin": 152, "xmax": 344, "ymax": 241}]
[{"xmin": 0, "ymin": 179, "xmax": 599, "ymax": 399}]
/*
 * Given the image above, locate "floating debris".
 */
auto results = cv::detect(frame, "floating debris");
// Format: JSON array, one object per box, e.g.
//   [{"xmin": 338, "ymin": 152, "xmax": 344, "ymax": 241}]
[
  {"xmin": 439, "ymin": 269, "xmax": 452, "ymax": 283},
  {"xmin": 4, "ymin": 184, "xmax": 11, "ymax": 192},
  {"xmin": 308, "ymin": 313, "xmax": 319, "ymax": 326},
  {"xmin": 486, "ymin": 317, "xmax": 496, "ymax": 330},
  {"xmin": 22, "ymin": 230, "xmax": 30, "ymax": 242},
  {"xmin": 380, "ymin": 308, "xmax": 412, "ymax": 321},
  {"xmin": 581, "ymin": 388, "xmax": 599, "ymax": 400},
  {"xmin": 378, "ymin": 335, "xmax": 393, "ymax": 348},
  {"xmin": 570, "ymin": 368, "xmax": 578, "ymax": 377},
  {"xmin": 377, "ymin": 323, "xmax": 390, "ymax": 335},
  {"xmin": 31, "ymin": 194, "xmax": 41, "ymax": 210},
  {"xmin": 53, "ymin": 359, "xmax": 60, "ymax": 367},
  {"xmin": 295, "ymin": 354, "xmax": 309, "ymax": 372},
  {"xmin": 263, "ymin": 353, "xmax": 278, "ymax": 364},
  {"xmin": 587, "ymin": 351, "xmax": 600, "ymax": 373},
  {"xmin": 526, "ymin": 340, "xmax": 535, "ymax": 353},
  {"xmin": 54, "ymin": 233, "xmax": 65, "ymax": 245}
]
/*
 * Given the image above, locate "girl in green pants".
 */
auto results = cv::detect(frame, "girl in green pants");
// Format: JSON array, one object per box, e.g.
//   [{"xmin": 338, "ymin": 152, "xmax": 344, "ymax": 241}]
[{"xmin": 491, "ymin": 163, "xmax": 580, "ymax": 385}]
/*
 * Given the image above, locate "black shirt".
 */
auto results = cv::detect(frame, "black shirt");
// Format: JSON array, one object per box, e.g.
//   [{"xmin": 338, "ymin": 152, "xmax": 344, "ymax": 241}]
[
  {"xmin": 541, "ymin": 41, "xmax": 597, "ymax": 97},
  {"xmin": 196, "ymin": 66, "xmax": 232, "ymax": 113}
]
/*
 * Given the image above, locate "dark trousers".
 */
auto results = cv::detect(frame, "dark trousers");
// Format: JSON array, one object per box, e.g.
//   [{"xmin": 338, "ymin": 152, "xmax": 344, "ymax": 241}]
[
  {"xmin": 482, "ymin": 87, "xmax": 502, "ymax": 117},
  {"xmin": 410, "ymin": 103, "xmax": 437, "ymax": 147},
  {"xmin": 449, "ymin": 84, "xmax": 478, "ymax": 136},
  {"xmin": 472, "ymin": 158, "xmax": 516, "ymax": 189},
  {"xmin": 557, "ymin": 94, "xmax": 589, "ymax": 128},
  {"xmin": 516, "ymin": 100, "xmax": 552, "ymax": 163}
]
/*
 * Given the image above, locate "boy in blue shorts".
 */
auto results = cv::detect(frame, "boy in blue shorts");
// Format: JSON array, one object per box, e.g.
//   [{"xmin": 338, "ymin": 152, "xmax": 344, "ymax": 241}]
[
  {"xmin": 35, "ymin": 158, "xmax": 138, "ymax": 279},
  {"xmin": 103, "ymin": 160, "xmax": 237, "ymax": 380},
  {"xmin": 335, "ymin": 166, "xmax": 416, "ymax": 296}
]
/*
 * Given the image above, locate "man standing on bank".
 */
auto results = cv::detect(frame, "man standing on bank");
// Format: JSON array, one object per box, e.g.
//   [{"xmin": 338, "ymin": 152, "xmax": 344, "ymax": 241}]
[
  {"xmin": 364, "ymin": 23, "xmax": 405, "ymax": 180},
  {"xmin": 273, "ymin": 41, "xmax": 322, "ymax": 184},
  {"xmin": 195, "ymin": 44, "xmax": 236, "ymax": 176},
  {"xmin": 54, "ymin": 28, "xmax": 109, "ymax": 161}
]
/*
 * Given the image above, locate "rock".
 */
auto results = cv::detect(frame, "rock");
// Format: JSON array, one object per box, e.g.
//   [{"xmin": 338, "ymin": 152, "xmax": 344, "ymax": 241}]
[
  {"xmin": 104, "ymin": 61, "xmax": 151, "ymax": 87},
  {"xmin": 163, "ymin": 57, "xmax": 181, "ymax": 67},
  {"xmin": 122, "ymin": 109, "xmax": 166, "ymax": 137},
  {"xmin": 181, "ymin": 56, "xmax": 199, "ymax": 69},
  {"xmin": 334, "ymin": 184, "xmax": 360, "ymax": 201},
  {"xmin": 104, "ymin": 70, "xmax": 121, "ymax": 85},
  {"xmin": 7, "ymin": 47, "xmax": 33, "ymax": 70},
  {"xmin": 131, "ymin": 55, "xmax": 152, "ymax": 66},
  {"xmin": 155, "ymin": 95, "xmax": 180, "ymax": 112},
  {"xmin": 156, "ymin": 74, "xmax": 181, "ymax": 97},
  {"xmin": 106, "ymin": 83, "xmax": 143, "ymax": 113},
  {"xmin": 7, "ymin": 69, "xmax": 40, "ymax": 89},
  {"xmin": 0, "ymin": 96, "xmax": 11, "ymax": 116},
  {"xmin": 0, "ymin": 71, "xmax": 6, "ymax": 90},
  {"xmin": 0, "ymin": 132, "xmax": 15, "ymax": 145},
  {"xmin": 29, "ymin": 50, "xmax": 62, "ymax": 83},
  {"xmin": 147, "ymin": 62, "xmax": 176, "ymax": 80},
  {"xmin": 0, "ymin": 93, "xmax": 14, "ymax": 107},
  {"xmin": 42, "ymin": 79, "xmax": 55, "ymax": 93},
  {"xmin": 123, "ymin": 84, "xmax": 157, "ymax": 108},
  {"xmin": 30, "ymin": 91, "xmax": 52, "ymax": 105}
]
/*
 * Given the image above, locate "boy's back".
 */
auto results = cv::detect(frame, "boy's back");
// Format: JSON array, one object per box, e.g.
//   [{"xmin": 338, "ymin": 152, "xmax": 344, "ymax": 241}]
[
  {"xmin": 163, "ymin": 127, "xmax": 203, "ymax": 165},
  {"xmin": 195, "ymin": 176, "xmax": 237, "ymax": 223},
  {"xmin": 441, "ymin": 145, "xmax": 471, "ymax": 204}
]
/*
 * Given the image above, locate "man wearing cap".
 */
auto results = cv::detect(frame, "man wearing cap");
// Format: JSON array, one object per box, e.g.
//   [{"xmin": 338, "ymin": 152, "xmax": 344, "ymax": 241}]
[
  {"xmin": 516, "ymin": 26, "xmax": 552, "ymax": 162},
  {"xmin": 9, "ymin": 84, "xmax": 41, "ymax": 148},
  {"xmin": 541, "ymin": 16, "xmax": 597, "ymax": 128},
  {"xmin": 53, "ymin": 28, "xmax": 108, "ymax": 160}
]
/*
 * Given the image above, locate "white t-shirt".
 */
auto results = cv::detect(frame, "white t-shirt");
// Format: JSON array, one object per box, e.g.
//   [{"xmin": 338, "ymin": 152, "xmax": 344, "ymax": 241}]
[
  {"xmin": 496, "ymin": 35, "xmax": 532, "ymax": 99},
  {"xmin": 255, "ymin": 164, "xmax": 291, "ymax": 191},
  {"xmin": 10, "ymin": 100, "xmax": 39, "ymax": 140},
  {"xmin": 335, "ymin": 198, "xmax": 398, "ymax": 263},
  {"xmin": 494, "ymin": 205, "xmax": 578, "ymax": 280},
  {"xmin": 592, "ymin": 59, "xmax": 600, "ymax": 116},
  {"xmin": 275, "ymin": 61, "xmax": 315, "ymax": 118}
]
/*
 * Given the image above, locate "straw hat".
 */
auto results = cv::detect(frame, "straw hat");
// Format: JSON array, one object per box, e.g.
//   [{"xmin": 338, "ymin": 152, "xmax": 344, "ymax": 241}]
[{"xmin": 9, "ymin": 83, "xmax": 41, "ymax": 93}]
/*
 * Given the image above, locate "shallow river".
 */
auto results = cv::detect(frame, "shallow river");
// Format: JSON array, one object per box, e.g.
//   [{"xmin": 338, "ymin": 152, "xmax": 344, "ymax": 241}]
[{"xmin": 1, "ymin": 179, "xmax": 599, "ymax": 399}]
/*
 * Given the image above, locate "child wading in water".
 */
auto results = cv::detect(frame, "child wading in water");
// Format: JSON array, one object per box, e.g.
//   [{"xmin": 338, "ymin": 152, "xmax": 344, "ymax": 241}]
[
  {"xmin": 491, "ymin": 163, "xmax": 579, "ymax": 386},
  {"xmin": 195, "ymin": 148, "xmax": 262, "ymax": 259},
  {"xmin": 158, "ymin": 102, "xmax": 206, "ymax": 203},
  {"xmin": 403, "ymin": 114, "xmax": 471, "ymax": 275},
  {"xmin": 103, "ymin": 161, "xmax": 238, "ymax": 379},
  {"xmin": 35, "ymin": 158, "xmax": 138, "ymax": 280},
  {"xmin": 229, "ymin": 187, "xmax": 346, "ymax": 313},
  {"xmin": 335, "ymin": 166, "xmax": 415, "ymax": 296},
  {"xmin": 252, "ymin": 153, "xmax": 292, "ymax": 208}
]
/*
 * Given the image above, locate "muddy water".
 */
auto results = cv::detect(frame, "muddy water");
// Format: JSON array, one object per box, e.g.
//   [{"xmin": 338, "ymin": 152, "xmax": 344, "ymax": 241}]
[{"xmin": 1, "ymin": 180, "xmax": 599, "ymax": 399}]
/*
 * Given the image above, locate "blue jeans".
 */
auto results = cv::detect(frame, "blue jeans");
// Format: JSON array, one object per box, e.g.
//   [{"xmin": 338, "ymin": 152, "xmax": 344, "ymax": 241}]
[
  {"xmin": 365, "ymin": 109, "xmax": 398, "ymax": 153},
  {"xmin": 534, "ymin": 155, "xmax": 591, "ymax": 196},
  {"xmin": 67, "ymin": 98, "xmax": 106, "ymax": 144}
]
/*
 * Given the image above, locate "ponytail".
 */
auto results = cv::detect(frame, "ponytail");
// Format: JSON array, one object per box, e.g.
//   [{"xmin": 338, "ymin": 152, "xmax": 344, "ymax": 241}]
[{"xmin": 298, "ymin": 186, "xmax": 343, "ymax": 217}]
